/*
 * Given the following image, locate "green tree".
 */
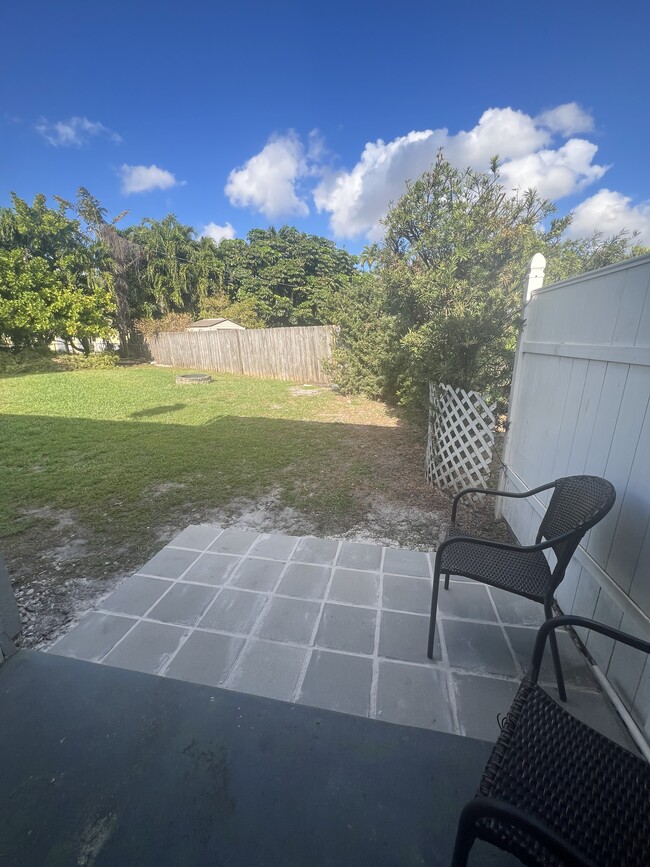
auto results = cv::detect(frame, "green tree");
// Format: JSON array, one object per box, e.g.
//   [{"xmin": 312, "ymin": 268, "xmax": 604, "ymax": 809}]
[
  {"xmin": 217, "ymin": 226, "xmax": 357, "ymax": 326},
  {"xmin": 126, "ymin": 216, "xmax": 224, "ymax": 319},
  {"xmin": 544, "ymin": 230, "xmax": 650, "ymax": 284},
  {"xmin": 71, "ymin": 187, "xmax": 142, "ymax": 354},
  {"xmin": 359, "ymin": 243, "xmax": 379, "ymax": 271},
  {"xmin": 374, "ymin": 152, "xmax": 558, "ymax": 413},
  {"xmin": 326, "ymin": 272, "xmax": 396, "ymax": 397},
  {"xmin": 0, "ymin": 193, "xmax": 113, "ymax": 351}
]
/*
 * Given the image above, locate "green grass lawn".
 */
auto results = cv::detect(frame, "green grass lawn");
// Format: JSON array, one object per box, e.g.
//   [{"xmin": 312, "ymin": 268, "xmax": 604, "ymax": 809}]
[{"xmin": 1, "ymin": 366, "xmax": 438, "ymax": 612}]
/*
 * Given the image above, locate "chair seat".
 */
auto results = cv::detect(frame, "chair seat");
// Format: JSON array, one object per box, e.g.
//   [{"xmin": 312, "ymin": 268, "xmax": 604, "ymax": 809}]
[
  {"xmin": 440, "ymin": 526, "xmax": 552, "ymax": 601},
  {"xmin": 475, "ymin": 679, "xmax": 650, "ymax": 867}
]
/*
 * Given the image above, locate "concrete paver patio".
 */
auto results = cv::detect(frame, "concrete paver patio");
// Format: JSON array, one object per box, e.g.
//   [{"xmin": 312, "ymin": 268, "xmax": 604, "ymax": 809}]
[{"xmin": 49, "ymin": 526, "xmax": 635, "ymax": 746}]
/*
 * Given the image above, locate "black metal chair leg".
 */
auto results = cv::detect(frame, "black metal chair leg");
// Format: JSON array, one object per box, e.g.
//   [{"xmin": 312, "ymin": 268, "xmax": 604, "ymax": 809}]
[
  {"xmin": 427, "ymin": 572, "xmax": 442, "ymax": 659},
  {"xmin": 451, "ymin": 802, "xmax": 477, "ymax": 867},
  {"xmin": 444, "ymin": 572, "xmax": 450, "ymax": 590},
  {"xmin": 544, "ymin": 598, "xmax": 567, "ymax": 702}
]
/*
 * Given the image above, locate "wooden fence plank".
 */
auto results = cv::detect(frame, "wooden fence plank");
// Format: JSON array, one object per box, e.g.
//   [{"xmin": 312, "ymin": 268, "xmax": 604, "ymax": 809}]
[{"xmin": 147, "ymin": 326, "xmax": 334, "ymax": 383}]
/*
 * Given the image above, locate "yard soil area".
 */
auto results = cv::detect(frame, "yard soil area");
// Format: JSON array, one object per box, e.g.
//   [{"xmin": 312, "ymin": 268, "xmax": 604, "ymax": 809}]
[{"xmin": 1, "ymin": 366, "xmax": 507, "ymax": 648}]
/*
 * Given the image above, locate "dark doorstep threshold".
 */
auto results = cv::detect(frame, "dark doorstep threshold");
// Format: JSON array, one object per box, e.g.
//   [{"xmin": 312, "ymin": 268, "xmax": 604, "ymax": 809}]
[{"xmin": 0, "ymin": 651, "xmax": 513, "ymax": 866}]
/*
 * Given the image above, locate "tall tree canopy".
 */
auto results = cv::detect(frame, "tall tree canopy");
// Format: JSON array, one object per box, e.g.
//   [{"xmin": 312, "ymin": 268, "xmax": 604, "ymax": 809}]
[
  {"xmin": 216, "ymin": 226, "xmax": 357, "ymax": 326},
  {"xmin": 377, "ymin": 154, "xmax": 557, "ymax": 409},
  {"xmin": 125, "ymin": 215, "xmax": 223, "ymax": 319},
  {"xmin": 0, "ymin": 193, "xmax": 113, "ymax": 351},
  {"xmin": 330, "ymin": 152, "xmax": 648, "ymax": 416}
]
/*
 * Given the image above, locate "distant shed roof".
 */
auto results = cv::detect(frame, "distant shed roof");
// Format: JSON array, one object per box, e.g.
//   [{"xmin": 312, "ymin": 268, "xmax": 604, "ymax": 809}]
[{"xmin": 187, "ymin": 318, "xmax": 245, "ymax": 330}]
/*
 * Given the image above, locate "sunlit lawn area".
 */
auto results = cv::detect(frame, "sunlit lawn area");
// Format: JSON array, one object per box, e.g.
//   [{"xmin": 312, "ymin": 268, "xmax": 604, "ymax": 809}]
[{"xmin": 2, "ymin": 365, "xmax": 444, "ymax": 641}]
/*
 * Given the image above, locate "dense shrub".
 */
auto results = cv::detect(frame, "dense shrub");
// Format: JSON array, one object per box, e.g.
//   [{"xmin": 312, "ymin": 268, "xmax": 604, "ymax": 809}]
[
  {"xmin": 0, "ymin": 347, "xmax": 119, "ymax": 376},
  {"xmin": 134, "ymin": 313, "xmax": 194, "ymax": 340}
]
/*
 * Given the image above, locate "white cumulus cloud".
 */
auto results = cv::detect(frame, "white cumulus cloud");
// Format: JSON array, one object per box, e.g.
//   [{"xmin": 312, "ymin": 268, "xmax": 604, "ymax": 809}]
[
  {"xmin": 444, "ymin": 107, "xmax": 550, "ymax": 166},
  {"xmin": 119, "ymin": 164, "xmax": 182, "ymax": 195},
  {"xmin": 225, "ymin": 132, "xmax": 310, "ymax": 219},
  {"xmin": 36, "ymin": 115, "xmax": 122, "ymax": 147},
  {"xmin": 499, "ymin": 139, "xmax": 608, "ymax": 200},
  {"xmin": 536, "ymin": 102, "xmax": 594, "ymax": 136},
  {"xmin": 314, "ymin": 130, "xmax": 442, "ymax": 239},
  {"xmin": 200, "ymin": 222, "xmax": 236, "ymax": 244},
  {"xmin": 567, "ymin": 189, "xmax": 650, "ymax": 244},
  {"xmin": 313, "ymin": 104, "xmax": 606, "ymax": 239}
]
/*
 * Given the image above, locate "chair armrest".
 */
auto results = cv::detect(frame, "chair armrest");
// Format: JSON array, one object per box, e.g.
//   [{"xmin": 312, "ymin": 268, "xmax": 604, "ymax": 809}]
[
  {"xmin": 530, "ymin": 615, "xmax": 650, "ymax": 684},
  {"xmin": 455, "ymin": 797, "xmax": 593, "ymax": 867},
  {"xmin": 451, "ymin": 480, "xmax": 556, "ymax": 521}
]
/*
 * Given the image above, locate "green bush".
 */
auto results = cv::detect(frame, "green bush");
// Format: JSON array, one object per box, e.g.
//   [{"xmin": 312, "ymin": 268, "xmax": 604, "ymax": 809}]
[{"xmin": 0, "ymin": 347, "xmax": 119, "ymax": 376}]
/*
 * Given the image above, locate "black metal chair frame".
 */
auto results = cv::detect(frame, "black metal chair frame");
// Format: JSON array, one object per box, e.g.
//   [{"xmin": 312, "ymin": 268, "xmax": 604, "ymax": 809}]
[
  {"xmin": 427, "ymin": 477, "xmax": 616, "ymax": 702},
  {"xmin": 452, "ymin": 615, "xmax": 650, "ymax": 867}
]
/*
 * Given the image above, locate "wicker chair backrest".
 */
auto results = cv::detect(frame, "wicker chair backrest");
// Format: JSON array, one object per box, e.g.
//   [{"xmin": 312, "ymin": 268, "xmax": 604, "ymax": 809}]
[{"xmin": 538, "ymin": 475, "xmax": 616, "ymax": 570}]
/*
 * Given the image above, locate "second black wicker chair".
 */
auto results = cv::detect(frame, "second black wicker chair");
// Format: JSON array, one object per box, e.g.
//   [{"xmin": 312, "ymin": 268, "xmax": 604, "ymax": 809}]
[
  {"xmin": 427, "ymin": 476, "xmax": 616, "ymax": 701},
  {"xmin": 452, "ymin": 616, "xmax": 650, "ymax": 867}
]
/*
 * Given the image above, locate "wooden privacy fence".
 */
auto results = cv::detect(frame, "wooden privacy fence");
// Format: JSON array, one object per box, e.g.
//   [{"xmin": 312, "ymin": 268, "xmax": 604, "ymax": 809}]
[{"xmin": 147, "ymin": 325, "xmax": 335, "ymax": 384}]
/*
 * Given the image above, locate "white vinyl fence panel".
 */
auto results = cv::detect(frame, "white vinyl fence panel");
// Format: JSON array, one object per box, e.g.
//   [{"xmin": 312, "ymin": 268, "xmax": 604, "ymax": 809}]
[{"xmin": 500, "ymin": 254, "xmax": 650, "ymax": 739}]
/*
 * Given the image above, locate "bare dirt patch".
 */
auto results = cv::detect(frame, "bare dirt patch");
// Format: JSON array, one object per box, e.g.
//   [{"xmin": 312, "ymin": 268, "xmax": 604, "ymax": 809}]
[
  {"xmin": 289, "ymin": 385, "xmax": 330, "ymax": 397},
  {"xmin": 149, "ymin": 481, "xmax": 187, "ymax": 497}
]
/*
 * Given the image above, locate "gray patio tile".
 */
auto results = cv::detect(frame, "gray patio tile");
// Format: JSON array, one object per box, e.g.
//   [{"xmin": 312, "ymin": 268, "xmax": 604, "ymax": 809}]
[
  {"xmin": 542, "ymin": 684, "xmax": 639, "ymax": 753},
  {"xmin": 228, "ymin": 640, "xmax": 306, "ymax": 701},
  {"xmin": 102, "ymin": 621, "xmax": 187, "ymax": 674},
  {"xmin": 147, "ymin": 582, "xmax": 218, "ymax": 627},
  {"xmin": 249, "ymin": 533, "xmax": 298, "ymax": 560},
  {"xmin": 379, "ymin": 610, "xmax": 439, "ymax": 663},
  {"xmin": 49, "ymin": 613, "xmax": 135, "ymax": 662},
  {"xmin": 327, "ymin": 569, "xmax": 379, "ymax": 607},
  {"xmin": 383, "ymin": 547, "xmax": 430, "ymax": 578},
  {"xmin": 180, "ymin": 552, "xmax": 240, "ymax": 586},
  {"xmin": 208, "ymin": 528, "xmax": 259, "ymax": 555},
  {"xmin": 100, "ymin": 575, "xmax": 172, "ymax": 616},
  {"xmin": 377, "ymin": 660, "xmax": 455, "ymax": 733},
  {"xmin": 256, "ymin": 597, "xmax": 320, "ymax": 645},
  {"xmin": 488, "ymin": 586, "xmax": 545, "ymax": 626},
  {"xmin": 277, "ymin": 563, "xmax": 331, "ymax": 599},
  {"xmin": 168, "ymin": 524, "xmax": 222, "ymax": 550},
  {"xmin": 453, "ymin": 673, "xmax": 520, "ymax": 741},
  {"xmin": 382, "ymin": 573, "xmax": 431, "ymax": 614},
  {"xmin": 315, "ymin": 603, "xmax": 376, "ymax": 654},
  {"xmin": 298, "ymin": 650, "xmax": 372, "ymax": 717},
  {"xmin": 437, "ymin": 583, "xmax": 497, "ymax": 622},
  {"xmin": 443, "ymin": 620, "xmax": 518, "ymax": 677},
  {"xmin": 336, "ymin": 541, "xmax": 382, "ymax": 571},
  {"xmin": 291, "ymin": 536, "xmax": 339, "ymax": 565},
  {"xmin": 164, "ymin": 631, "xmax": 245, "ymax": 686},
  {"xmin": 139, "ymin": 546, "xmax": 199, "ymax": 579},
  {"xmin": 229, "ymin": 557, "xmax": 285, "ymax": 592},
  {"xmin": 199, "ymin": 588, "xmax": 267, "ymax": 634},
  {"xmin": 504, "ymin": 626, "xmax": 597, "ymax": 689}
]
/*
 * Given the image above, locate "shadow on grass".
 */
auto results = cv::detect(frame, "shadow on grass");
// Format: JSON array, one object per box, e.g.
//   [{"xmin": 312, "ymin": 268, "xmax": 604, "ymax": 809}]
[
  {"xmin": 1, "ymin": 411, "xmax": 437, "ymax": 555},
  {"xmin": 131, "ymin": 403, "xmax": 187, "ymax": 418}
]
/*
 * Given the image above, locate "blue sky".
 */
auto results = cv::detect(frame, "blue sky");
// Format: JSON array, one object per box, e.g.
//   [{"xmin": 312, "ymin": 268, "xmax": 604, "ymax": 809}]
[{"xmin": 2, "ymin": 0, "xmax": 650, "ymax": 253}]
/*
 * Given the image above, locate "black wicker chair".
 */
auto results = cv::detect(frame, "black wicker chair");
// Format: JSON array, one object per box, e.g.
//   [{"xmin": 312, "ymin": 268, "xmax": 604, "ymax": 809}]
[
  {"xmin": 452, "ymin": 616, "xmax": 650, "ymax": 867},
  {"xmin": 427, "ymin": 476, "xmax": 616, "ymax": 701}
]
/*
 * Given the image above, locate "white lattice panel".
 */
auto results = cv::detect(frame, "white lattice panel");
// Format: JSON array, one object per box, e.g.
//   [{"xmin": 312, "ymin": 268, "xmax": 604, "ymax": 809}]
[{"xmin": 426, "ymin": 383, "xmax": 496, "ymax": 492}]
